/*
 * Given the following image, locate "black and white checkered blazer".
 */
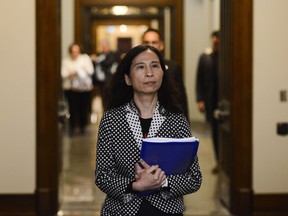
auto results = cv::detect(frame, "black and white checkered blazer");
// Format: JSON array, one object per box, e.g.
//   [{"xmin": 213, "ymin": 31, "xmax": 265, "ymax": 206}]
[{"xmin": 95, "ymin": 101, "xmax": 202, "ymax": 216}]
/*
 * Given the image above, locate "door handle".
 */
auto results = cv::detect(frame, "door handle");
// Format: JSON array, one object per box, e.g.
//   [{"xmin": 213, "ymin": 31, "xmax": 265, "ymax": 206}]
[
  {"xmin": 214, "ymin": 108, "xmax": 230, "ymax": 123},
  {"xmin": 215, "ymin": 100, "xmax": 231, "ymax": 131},
  {"xmin": 214, "ymin": 109, "xmax": 230, "ymax": 119}
]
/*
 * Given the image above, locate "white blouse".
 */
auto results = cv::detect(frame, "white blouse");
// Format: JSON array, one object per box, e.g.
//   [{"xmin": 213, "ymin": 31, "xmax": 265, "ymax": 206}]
[{"xmin": 61, "ymin": 54, "xmax": 94, "ymax": 91}]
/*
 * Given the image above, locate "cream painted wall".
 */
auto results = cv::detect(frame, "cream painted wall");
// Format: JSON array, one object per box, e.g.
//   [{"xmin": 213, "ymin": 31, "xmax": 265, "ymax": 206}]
[
  {"xmin": 61, "ymin": 0, "xmax": 74, "ymax": 59},
  {"xmin": 0, "ymin": 1, "xmax": 35, "ymax": 193},
  {"xmin": 184, "ymin": 0, "xmax": 219, "ymax": 122},
  {"xmin": 253, "ymin": 0, "xmax": 288, "ymax": 193}
]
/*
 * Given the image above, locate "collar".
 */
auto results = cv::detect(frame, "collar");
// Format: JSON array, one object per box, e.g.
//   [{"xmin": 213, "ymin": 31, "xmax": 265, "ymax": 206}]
[{"xmin": 125, "ymin": 100, "xmax": 166, "ymax": 149}]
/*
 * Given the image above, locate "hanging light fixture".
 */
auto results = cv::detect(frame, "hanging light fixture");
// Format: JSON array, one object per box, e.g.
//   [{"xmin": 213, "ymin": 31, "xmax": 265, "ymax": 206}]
[{"xmin": 112, "ymin": 6, "xmax": 128, "ymax": 15}]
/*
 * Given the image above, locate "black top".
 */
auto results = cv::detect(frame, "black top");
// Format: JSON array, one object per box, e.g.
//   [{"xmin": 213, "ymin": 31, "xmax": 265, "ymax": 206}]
[{"xmin": 139, "ymin": 117, "xmax": 152, "ymax": 138}]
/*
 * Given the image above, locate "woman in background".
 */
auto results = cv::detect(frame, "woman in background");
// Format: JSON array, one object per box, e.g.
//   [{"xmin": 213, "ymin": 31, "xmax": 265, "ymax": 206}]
[{"xmin": 61, "ymin": 43, "xmax": 94, "ymax": 136}]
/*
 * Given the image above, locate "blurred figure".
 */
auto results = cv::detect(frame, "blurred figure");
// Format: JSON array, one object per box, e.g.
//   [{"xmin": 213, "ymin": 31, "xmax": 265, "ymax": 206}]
[
  {"xmin": 142, "ymin": 28, "xmax": 189, "ymax": 119},
  {"xmin": 61, "ymin": 42, "xmax": 94, "ymax": 136},
  {"xmin": 91, "ymin": 39, "xmax": 121, "ymax": 100},
  {"xmin": 195, "ymin": 31, "xmax": 220, "ymax": 173}
]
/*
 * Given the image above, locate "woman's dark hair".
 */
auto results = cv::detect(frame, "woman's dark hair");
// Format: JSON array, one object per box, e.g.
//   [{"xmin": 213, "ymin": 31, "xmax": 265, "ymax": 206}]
[{"xmin": 104, "ymin": 45, "xmax": 182, "ymax": 114}]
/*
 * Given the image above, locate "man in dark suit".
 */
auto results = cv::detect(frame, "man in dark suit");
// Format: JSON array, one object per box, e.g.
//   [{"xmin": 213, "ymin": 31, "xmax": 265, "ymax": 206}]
[
  {"xmin": 196, "ymin": 31, "xmax": 220, "ymax": 173},
  {"xmin": 142, "ymin": 28, "xmax": 189, "ymax": 119}
]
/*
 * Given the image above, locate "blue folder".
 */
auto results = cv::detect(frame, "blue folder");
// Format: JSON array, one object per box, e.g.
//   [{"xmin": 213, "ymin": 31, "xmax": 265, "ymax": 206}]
[{"xmin": 140, "ymin": 137, "xmax": 199, "ymax": 175}]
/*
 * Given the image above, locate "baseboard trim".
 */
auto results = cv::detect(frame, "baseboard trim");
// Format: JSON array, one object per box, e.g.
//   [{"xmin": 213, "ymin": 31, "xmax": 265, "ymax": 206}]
[
  {"xmin": 0, "ymin": 194, "xmax": 36, "ymax": 216},
  {"xmin": 253, "ymin": 193, "xmax": 288, "ymax": 216}
]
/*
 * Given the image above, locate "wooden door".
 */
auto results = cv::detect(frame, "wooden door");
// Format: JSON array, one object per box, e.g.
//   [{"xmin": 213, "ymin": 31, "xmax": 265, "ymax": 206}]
[
  {"xmin": 217, "ymin": 0, "xmax": 253, "ymax": 215},
  {"xmin": 117, "ymin": 37, "xmax": 132, "ymax": 54}
]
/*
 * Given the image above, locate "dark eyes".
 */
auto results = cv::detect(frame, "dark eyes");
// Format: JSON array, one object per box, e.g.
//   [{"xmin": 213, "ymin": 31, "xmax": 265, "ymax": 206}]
[
  {"xmin": 137, "ymin": 65, "xmax": 145, "ymax": 69},
  {"xmin": 152, "ymin": 63, "xmax": 160, "ymax": 68},
  {"xmin": 136, "ymin": 63, "xmax": 160, "ymax": 69}
]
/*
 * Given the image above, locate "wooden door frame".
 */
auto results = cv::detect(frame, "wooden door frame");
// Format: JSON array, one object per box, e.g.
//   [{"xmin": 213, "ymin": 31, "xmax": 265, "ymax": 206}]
[
  {"xmin": 35, "ymin": 0, "xmax": 61, "ymax": 215},
  {"xmin": 74, "ymin": 0, "xmax": 184, "ymax": 67},
  {"xmin": 220, "ymin": 0, "xmax": 253, "ymax": 215},
  {"xmin": 91, "ymin": 19, "xmax": 151, "ymax": 54},
  {"xmin": 0, "ymin": 1, "xmax": 61, "ymax": 215}
]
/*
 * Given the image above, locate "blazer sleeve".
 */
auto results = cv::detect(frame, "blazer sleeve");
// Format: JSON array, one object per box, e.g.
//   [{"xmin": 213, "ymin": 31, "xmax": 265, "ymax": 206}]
[{"xmin": 95, "ymin": 114, "xmax": 135, "ymax": 202}]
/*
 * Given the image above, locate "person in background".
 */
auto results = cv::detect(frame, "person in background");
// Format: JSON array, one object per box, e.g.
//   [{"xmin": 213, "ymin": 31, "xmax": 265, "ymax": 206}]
[
  {"xmin": 142, "ymin": 28, "xmax": 189, "ymax": 119},
  {"xmin": 61, "ymin": 42, "xmax": 94, "ymax": 136},
  {"xmin": 90, "ymin": 39, "xmax": 121, "ymax": 105},
  {"xmin": 195, "ymin": 31, "xmax": 220, "ymax": 174},
  {"xmin": 95, "ymin": 45, "xmax": 202, "ymax": 216}
]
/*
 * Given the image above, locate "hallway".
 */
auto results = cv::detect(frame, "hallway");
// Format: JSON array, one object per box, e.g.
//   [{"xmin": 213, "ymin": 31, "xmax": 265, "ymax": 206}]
[{"xmin": 57, "ymin": 96, "xmax": 231, "ymax": 216}]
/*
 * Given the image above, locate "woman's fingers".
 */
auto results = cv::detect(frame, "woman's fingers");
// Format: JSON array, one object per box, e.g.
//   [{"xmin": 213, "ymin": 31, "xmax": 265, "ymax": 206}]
[
  {"xmin": 139, "ymin": 159, "xmax": 150, "ymax": 169},
  {"xmin": 135, "ymin": 160, "xmax": 167, "ymax": 189}
]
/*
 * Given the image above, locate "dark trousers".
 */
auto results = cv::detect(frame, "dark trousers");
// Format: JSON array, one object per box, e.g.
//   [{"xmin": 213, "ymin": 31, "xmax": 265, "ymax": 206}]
[
  {"xmin": 135, "ymin": 200, "xmax": 183, "ymax": 216},
  {"xmin": 65, "ymin": 90, "xmax": 91, "ymax": 133}
]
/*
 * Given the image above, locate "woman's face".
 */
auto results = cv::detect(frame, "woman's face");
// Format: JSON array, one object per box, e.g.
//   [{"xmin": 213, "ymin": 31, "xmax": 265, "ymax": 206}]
[
  {"xmin": 125, "ymin": 49, "xmax": 164, "ymax": 97},
  {"xmin": 70, "ymin": 44, "xmax": 81, "ymax": 60}
]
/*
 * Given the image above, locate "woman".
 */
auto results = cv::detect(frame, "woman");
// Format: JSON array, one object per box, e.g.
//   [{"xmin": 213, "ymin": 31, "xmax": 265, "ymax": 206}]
[
  {"xmin": 61, "ymin": 43, "xmax": 94, "ymax": 136},
  {"xmin": 95, "ymin": 45, "xmax": 202, "ymax": 216}
]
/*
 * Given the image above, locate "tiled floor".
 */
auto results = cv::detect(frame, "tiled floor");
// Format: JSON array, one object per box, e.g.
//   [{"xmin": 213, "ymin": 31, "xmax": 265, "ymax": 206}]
[{"xmin": 57, "ymin": 96, "xmax": 231, "ymax": 216}]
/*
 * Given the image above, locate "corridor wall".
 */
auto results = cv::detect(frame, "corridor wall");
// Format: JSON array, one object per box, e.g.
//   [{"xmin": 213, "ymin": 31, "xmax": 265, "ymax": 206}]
[{"xmin": 0, "ymin": 0, "xmax": 36, "ymax": 194}]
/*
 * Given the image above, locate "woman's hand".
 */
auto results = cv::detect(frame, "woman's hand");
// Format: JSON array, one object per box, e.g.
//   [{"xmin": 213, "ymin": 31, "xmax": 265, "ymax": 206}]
[{"xmin": 133, "ymin": 159, "xmax": 166, "ymax": 192}]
